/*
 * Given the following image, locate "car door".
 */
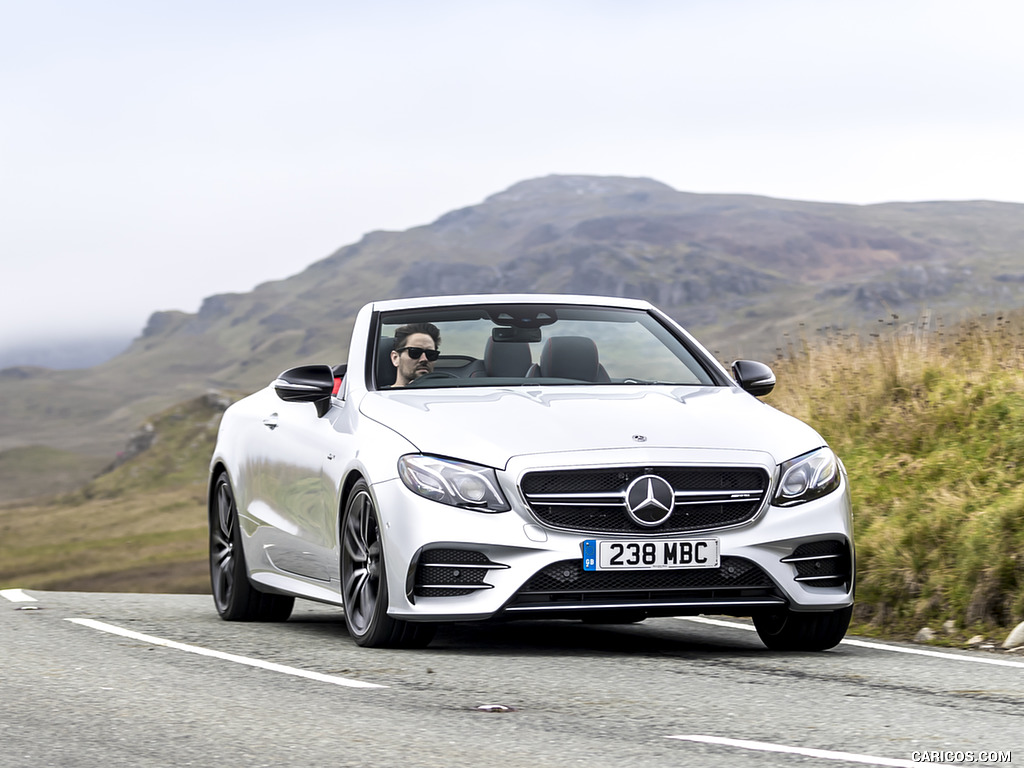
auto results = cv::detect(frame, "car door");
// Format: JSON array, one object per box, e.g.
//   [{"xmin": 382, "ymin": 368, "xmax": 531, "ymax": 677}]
[{"xmin": 251, "ymin": 397, "xmax": 338, "ymax": 583}]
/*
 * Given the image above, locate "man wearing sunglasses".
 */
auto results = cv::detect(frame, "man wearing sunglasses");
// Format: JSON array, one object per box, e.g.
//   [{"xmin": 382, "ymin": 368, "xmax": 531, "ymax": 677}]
[{"xmin": 390, "ymin": 322, "xmax": 442, "ymax": 386}]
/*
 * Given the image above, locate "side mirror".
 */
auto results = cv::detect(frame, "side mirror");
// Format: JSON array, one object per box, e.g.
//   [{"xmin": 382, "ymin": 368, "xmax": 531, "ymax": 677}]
[
  {"xmin": 273, "ymin": 364, "xmax": 336, "ymax": 417},
  {"xmin": 731, "ymin": 360, "xmax": 776, "ymax": 397}
]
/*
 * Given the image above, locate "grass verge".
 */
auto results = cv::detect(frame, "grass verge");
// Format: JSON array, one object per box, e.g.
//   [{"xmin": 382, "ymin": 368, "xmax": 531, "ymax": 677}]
[{"xmin": 766, "ymin": 311, "xmax": 1024, "ymax": 643}]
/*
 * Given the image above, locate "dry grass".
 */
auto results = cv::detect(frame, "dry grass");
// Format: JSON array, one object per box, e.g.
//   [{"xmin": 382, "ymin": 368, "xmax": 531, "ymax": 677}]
[{"xmin": 766, "ymin": 310, "xmax": 1024, "ymax": 638}]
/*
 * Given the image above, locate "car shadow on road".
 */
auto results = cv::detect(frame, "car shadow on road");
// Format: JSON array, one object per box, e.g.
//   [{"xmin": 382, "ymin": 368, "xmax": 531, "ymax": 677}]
[{"xmin": 284, "ymin": 603, "xmax": 766, "ymax": 657}]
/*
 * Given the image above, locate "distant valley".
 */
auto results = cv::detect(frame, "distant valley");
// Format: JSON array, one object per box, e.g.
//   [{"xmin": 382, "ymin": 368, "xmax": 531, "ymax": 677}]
[{"xmin": 0, "ymin": 334, "xmax": 133, "ymax": 370}]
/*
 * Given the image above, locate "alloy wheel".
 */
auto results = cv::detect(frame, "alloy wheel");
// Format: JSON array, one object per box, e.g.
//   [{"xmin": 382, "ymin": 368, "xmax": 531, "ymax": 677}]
[
  {"xmin": 342, "ymin": 489, "xmax": 381, "ymax": 636},
  {"xmin": 210, "ymin": 478, "xmax": 236, "ymax": 614}
]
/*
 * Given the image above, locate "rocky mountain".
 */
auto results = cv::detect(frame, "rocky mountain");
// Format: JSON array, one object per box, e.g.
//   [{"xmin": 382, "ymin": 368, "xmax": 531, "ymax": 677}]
[{"xmin": 3, "ymin": 174, "xmax": 1024, "ymax": 501}]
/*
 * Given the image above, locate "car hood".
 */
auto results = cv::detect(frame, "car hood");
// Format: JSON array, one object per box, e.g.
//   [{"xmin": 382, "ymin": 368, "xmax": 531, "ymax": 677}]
[{"xmin": 359, "ymin": 386, "xmax": 825, "ymax": 469}]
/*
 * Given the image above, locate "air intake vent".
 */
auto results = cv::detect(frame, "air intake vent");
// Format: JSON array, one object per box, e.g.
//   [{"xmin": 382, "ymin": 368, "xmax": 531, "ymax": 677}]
[
  {"xmin": 781, "ymin": 540, "xmax": 852, "ymax": 588},
  {"xmin": 413, "ymin": 549, "xmax": 507, "ymax": 598}
]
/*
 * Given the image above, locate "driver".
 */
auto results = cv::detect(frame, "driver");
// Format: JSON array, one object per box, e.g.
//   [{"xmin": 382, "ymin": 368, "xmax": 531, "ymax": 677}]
[{"xmin": 391, "ymin": 322, "xmax": 441, "ymax": 386}]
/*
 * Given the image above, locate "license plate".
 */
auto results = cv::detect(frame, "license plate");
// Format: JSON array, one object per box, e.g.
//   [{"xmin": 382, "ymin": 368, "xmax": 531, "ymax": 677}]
[{"xmin": 582, "ymin": 538, "xmax": 719, "ymax": 571}]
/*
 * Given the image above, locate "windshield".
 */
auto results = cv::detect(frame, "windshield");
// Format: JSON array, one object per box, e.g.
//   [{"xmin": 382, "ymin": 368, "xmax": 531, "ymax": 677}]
[{"xmin": 374, "ymin": 303, "xmax": 720, "ymax": 389}]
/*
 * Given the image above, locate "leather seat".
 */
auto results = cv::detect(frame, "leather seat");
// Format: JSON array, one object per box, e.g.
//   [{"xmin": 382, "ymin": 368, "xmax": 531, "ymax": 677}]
[
  {"xmin": 473, "ymin": 338, "xmax": 533, "ymax": 377},
  {"xmin": 376, "ymin": 337, "xmax": 396, "ymax": 387},
  {"xmin": 526, "ymin": 336, "xmax": 610, "ymax": 382}
]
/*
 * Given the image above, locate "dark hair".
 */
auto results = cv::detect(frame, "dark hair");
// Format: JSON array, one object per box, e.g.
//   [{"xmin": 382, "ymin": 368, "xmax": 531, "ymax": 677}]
[{"xmin": 394, "ymin": 322, "xmax": 441, "ymax": 350}]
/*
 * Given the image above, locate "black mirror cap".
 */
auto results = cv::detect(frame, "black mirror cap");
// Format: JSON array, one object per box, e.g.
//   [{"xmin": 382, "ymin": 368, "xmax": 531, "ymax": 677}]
[
  {"xmin": 492, "ymin": 326, "xmax": 542, "ymax": 343},
  {"xmin": 731, "ymin": 359, "xmax": 776, "ymax": 397},
  {"xmin": 274, "ymin": 364, "xmax": 336, "ymax": 416}
]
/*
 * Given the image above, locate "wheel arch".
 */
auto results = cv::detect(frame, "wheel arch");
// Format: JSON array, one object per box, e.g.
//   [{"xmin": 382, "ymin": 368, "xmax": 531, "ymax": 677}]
[
  {"xmin": 336, "ymin": 469, "xmax": 369, "ymax": 546},
  {"xmin": 339, "ymin": 469, "xmax": 368, "ymax": 514},
  {"xmin": 208, "ymin": 461, "xmax": 230, "ymax": 523}
]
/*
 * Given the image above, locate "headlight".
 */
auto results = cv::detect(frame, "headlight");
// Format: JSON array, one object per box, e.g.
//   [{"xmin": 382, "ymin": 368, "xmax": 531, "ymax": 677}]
[
  {"xmin": 774, "ymin": 447, "xmax": 842, "ymax": 506},
  {"xmin": 398, "ymin": 455, "xmax": 511, "ymax": 513}
]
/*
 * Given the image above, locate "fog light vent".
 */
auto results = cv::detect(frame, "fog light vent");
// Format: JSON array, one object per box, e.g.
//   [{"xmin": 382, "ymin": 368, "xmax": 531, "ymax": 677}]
[
  {"xmin": 413, "ymin": 549, "xmax": 508, "ymax": 597},
  {"xmin": 781, "ymin": 540, "xmax": 851, "ymax": 588}
]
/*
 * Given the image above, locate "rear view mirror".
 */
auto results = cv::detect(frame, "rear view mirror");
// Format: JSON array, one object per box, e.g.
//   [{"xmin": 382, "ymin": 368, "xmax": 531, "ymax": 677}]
[{"xmin": 492, "ymin": 326, "xmax": 542, "ymax": 343}]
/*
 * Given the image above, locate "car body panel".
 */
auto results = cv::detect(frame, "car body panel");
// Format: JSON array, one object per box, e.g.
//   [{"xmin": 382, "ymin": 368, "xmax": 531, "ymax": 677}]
[
  {"xmin": 360, "ymin": 385, "xmax": 823, "ymax": 471},
  {"xmin": 209, "ymin": 293, "xmax": 855, "ymax": 636}
]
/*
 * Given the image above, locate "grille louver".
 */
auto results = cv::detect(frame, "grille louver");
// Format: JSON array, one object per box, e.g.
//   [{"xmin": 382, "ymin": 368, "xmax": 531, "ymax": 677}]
[{"xmin": 520, "ymin": 466, "xmax": 769, "ymax": 534}]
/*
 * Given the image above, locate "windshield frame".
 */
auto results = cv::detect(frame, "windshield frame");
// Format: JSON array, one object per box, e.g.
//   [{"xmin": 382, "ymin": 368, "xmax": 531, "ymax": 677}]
[{"xmin": 369, "ymin": 301, "xmax": 730, "ymax": 391}]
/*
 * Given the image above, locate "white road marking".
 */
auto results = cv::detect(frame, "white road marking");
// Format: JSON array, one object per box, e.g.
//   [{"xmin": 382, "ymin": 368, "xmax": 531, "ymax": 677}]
[
  {"xmin": 839, "ymin": 637, "xmax": 1024, "ymax": 668},
  {"xmin": 672, "ymin": 615, "xmax": 758, "ymax": 631},
  {"xmin": 0, "ymin": 589, "xmax": 37, "ymax": 603},
  {"xmin": 66, "ymin": 618, "xmax": 386, "ymax": 689},
  {"xmin": 668, "ymin": 735, "xmax": 960, "ymax": 767},
  {"xmin": 676, "ymin": 616, "xmax": 1024, "ymax": 669}
]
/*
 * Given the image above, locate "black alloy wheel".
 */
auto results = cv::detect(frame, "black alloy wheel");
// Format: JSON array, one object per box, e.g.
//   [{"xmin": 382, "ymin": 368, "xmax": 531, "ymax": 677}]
[
  {"xmin": 341, "ymin": 480, "xmax": 436, "ymax": 648},
  {"xmin": 209, "ymin": 473, "xmax": 294, "ymax": 621}
]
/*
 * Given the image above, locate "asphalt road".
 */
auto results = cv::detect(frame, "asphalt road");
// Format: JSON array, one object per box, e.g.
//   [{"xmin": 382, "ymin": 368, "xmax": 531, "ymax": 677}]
[{"xmin": 1, "ymin": 589, "xmax": 1020, "ymax": 768}]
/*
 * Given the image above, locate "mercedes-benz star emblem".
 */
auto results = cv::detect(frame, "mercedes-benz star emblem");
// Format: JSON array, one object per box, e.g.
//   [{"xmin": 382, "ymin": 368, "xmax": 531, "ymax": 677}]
[{"xmin": 624, "ymin": 474, "xmax": 675, "ymax": 527}]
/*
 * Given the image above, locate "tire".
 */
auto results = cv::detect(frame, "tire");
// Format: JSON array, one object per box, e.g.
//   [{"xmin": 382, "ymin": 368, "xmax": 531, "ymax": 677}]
[
  {"xmin": 341, "ymin": 480, "xmax": 436, "ymax": 648},
  {"xmin": 753, "ymin": 604, "xmax": 853, "ymax": 651},
  {"xmin": 209, "ymin": 473, "xmax": 294, "ymax": 622}
]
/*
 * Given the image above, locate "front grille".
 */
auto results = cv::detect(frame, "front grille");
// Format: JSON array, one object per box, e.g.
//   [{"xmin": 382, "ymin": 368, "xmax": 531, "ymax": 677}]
[
  {"xmin": 520, "ymin": 466, "xmax": 769, "ymax": 534},
  {"xmin": 782, "ymin": 539, "xmax": 851, "ymax": 588},
  {"xmin": 507, "ymin": 555, "xmax": 777, "ymax": 609},
  {"xmin": 413, "ymin": 548, "xmax": 505, "ymax": 598}
]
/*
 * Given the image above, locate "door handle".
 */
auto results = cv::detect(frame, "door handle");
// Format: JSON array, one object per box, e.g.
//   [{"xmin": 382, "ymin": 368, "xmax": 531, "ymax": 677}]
[{"xmin": 262, "ymin": 414, "xmax": 279, "ymax": 430}]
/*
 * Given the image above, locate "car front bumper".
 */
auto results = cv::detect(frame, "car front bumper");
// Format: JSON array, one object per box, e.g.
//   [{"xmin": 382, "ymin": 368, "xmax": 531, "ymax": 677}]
[{"xmin": 371, "ymin": 450, "xmax": 854, "ymax": 622}]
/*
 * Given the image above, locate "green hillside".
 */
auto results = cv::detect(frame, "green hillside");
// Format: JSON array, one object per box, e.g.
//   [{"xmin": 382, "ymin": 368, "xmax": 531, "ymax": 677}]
[{"xmin": 0, "ymin": 393, "xmax": 232, "ymax": 593}]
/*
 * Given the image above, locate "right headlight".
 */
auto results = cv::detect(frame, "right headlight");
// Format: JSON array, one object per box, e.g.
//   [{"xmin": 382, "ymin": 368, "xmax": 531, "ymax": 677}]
[
  {"xmin": 398, "ymin": 454, "xmax": 511, "ymax": 513},
  {"xmin": 773, "ymin": 447, "xmax": 842, "ymax": 506}
]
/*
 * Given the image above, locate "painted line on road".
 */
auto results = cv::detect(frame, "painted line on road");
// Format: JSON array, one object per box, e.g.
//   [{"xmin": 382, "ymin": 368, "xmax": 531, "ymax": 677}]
[
  {"xmin": 667, "ymin": 735, "xmax": 959, "ymax": 767},
  {"xmin": 676, "ymin": 616, "xmax": 1024, "ymax": 669},
  {"xmin": 66, "ymin": 618, "xmax": 386, "ymax": 689},
  {"xmin": 0, "ymin": 589, "xmax": 37, "ymax": 603}
]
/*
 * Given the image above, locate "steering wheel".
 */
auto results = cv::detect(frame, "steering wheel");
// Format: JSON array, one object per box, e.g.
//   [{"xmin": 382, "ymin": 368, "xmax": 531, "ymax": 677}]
[{"xmin": 408, "ymin": 370, "xmax": 459, "ymax": 385}]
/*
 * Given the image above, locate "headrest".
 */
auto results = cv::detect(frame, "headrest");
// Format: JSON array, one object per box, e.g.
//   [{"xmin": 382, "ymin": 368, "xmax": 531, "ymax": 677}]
[
  {"xmin": 539, "ymin": 336, "xmax": 601, "ymax": 381},
  {"xmin": 376, "ymin": 336, "xmax": 396, "ymax": 388},
  {"xmin": 484, "ymin": 338, "xmax": 533, "ymax": 377}
]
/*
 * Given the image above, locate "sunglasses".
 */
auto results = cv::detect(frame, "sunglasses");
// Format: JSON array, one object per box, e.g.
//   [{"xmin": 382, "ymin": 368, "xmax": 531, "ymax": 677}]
[{"xmin": 397, "ymin": 346, "xmax": 440, "ymax": 361}]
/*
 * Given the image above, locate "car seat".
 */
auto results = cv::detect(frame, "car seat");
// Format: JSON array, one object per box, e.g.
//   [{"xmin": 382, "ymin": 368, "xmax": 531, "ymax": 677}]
[
  {"xmin": 526, "ymin": 336, "xmax": 610, "ymax": 382},
  {"xmin": 472, "ymin": 338, "xmax": 533, "ymax": 377},
  {"xmin": 376, "ymin": 337, "xmax": 397, "ymax": 387}
]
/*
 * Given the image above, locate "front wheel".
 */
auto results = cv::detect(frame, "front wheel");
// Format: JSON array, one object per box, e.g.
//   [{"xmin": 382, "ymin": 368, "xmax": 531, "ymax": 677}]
[
  {"xmin": 753, "ymin": 605, "xmax": 852, "ymax": 651},
  {"xmin": 209, "ymin": 473, "xmax": 294, "ymax": 622},
  {"xmin": 340, "ymin": 480, "xmax": 436, "ymax": 648}
]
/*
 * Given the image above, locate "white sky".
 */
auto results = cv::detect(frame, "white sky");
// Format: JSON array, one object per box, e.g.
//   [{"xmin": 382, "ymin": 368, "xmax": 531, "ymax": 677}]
[{"xmin": 3, "ymin": 0, "xmax": 1024, "ymax": 346}]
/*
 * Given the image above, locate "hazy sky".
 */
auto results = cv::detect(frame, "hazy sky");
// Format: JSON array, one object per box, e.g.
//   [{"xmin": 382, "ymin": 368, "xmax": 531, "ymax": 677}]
[{"xmin": 3, "ymin": 0, "xmax": 1023, "ymax": 348}]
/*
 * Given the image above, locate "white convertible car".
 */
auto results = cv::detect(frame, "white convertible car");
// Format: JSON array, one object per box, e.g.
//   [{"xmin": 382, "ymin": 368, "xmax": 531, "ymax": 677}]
[{"xmin": 209, "ymin": 294, "xmax": 854, "ymax": 649}]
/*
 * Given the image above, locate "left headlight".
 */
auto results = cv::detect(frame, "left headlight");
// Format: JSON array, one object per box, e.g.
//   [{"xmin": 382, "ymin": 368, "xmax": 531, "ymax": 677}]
[
  {"xmin": 398, "ymin": 455, "xmax": 511, "ymax": 513},
  {"xmin": 773, "ymin": 447, "xmax": 842, "ymax": 506}
]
